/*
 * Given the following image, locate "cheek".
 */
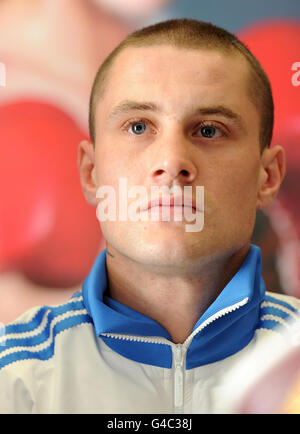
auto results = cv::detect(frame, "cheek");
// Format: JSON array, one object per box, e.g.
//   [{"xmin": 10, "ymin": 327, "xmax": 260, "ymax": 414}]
[
  {"xmin": 210, "ymin": 157, "xmax": 260, "ymax": 209},
  {"xmin": 95, "ymin": 146, "xmax": 121, "ymax": 185},
  {"xmin": 95, "ymin": 143, "xmax": 143, "ymax": 187}
]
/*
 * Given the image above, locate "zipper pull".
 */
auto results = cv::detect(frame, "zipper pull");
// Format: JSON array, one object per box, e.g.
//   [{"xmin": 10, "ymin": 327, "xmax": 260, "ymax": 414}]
[{"xmin": 174, "ymin": 344, "xmax": 183, "ymax": 366}]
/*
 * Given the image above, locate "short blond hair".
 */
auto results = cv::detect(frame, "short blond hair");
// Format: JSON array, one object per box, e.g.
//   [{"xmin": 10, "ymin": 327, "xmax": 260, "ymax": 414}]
[{"xmin": 89, "ymin": 19, "xmax": 273, "ymax": 151}]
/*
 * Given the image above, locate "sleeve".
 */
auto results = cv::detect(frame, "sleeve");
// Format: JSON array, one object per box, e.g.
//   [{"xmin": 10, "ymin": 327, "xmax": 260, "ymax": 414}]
[
  {"xmin": 0, "ymin": 306, "xmax": 41, "ymax": 414},
  {"xmin": 0, "ymin": 367, "xmax": 34, "ymax": 414}
]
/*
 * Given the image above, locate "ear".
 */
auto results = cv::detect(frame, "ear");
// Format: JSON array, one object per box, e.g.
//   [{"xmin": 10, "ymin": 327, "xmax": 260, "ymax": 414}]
[
  {"xmin": 256, "ymin": 145, "xmax": 286, "ymax": 210},
  {"xmin": 77, "ymin": 139, "xmax": 98, "ymax": 207}
]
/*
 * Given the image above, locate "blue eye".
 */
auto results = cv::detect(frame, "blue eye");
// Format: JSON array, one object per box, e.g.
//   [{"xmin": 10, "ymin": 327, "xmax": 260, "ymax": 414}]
[
  {"xmin": 195, "ymin": 124, "xmax": 224, "ymax": 139},
  {"xmin": 200, "ymin": 125, "xmax": 217, "ymax": 138},
  {"xmin": 129, "ymin": 121, "xmax": 147, "ymax": 135}
]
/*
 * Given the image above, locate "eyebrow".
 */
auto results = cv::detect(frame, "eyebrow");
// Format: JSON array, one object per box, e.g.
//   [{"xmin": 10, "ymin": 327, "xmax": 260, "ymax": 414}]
[
  {"xmin": 107, "ymin": 99, "xmax": 244, "ymax": 128},
  {"xmin": 107, "ymin": 100, "xmax": 161, "ymax": 120}
]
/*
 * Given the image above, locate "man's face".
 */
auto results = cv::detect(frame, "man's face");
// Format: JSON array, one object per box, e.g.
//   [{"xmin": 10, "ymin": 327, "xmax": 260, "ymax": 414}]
[{"xmin": 90, "ymin": 45, "xmax": 264, "ymax": 271}]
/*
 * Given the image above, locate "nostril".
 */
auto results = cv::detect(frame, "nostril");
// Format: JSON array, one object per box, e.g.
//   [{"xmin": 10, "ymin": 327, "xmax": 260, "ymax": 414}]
[{"xmin": 181, "ymin": 170, "xmax": 189, "ymax": 176}]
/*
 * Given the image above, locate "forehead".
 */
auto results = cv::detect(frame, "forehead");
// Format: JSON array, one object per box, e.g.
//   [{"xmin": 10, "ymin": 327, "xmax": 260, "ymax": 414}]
[{"xmin": 98, "ymin": 45, "xmax": 256, "ymax": 123}]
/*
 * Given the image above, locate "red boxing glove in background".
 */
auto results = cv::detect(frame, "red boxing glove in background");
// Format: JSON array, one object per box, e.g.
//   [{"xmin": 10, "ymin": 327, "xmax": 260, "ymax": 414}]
[
  {"xmin": 239, "ymin": 20, "xmax": 300, "ymax": 169},
  {"xmin": 0, "ymin": 100, "xmax": 102, "ymax": 287}
]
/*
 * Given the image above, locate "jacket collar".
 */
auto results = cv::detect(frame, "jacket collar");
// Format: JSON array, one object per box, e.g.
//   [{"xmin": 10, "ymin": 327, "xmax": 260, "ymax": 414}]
[{"xmin": 82, "ymin": 245, "xmax": 266, "ymax": 369}]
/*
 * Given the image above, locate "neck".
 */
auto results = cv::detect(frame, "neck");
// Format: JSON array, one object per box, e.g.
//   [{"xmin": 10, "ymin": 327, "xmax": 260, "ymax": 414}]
[{"xmin": 105, "ymin": 243, "xmax": 250, "ymax": 344}]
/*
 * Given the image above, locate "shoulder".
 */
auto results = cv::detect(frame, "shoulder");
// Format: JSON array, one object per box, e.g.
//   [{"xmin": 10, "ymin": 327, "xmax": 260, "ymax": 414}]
[
  {"xmin": 0, "ymin": 291, "xmax": 92, "ymax": 371},
  {"xmin": 261, "ymin": 291, "xmax": 300, "ymax": 317},
  {"xmin": 257, "ymin": 291, "xmax": 300, "ymax": 336},
  {"xmin": 263, "ymin": 291, "xmax": 300, "ymax": 310}
]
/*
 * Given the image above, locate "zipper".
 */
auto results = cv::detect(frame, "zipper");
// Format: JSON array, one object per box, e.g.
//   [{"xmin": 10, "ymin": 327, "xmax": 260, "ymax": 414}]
[
  {"xmin": 173, "ymin": 343, "xmax": 186, "ymax": 412},
  {"xmin": 169, "ymin": 297, "xmax": 249, "ymax": 412},
  {"xmin": 100, "ymin": 297, "xmax": 249, "ymax": 412},
  {"xmin": 185, "ymin": 297, "xmax": 249, "ymax": 345},
  {"xmin": 100, "ymin": 297, "xmax": 249, "ymax": 344}
]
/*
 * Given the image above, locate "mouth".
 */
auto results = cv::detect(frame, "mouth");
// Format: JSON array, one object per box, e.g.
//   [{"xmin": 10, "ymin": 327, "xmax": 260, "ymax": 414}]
[
  {"xmin": 148, "ymin": 204, "xmax": 197, "ymax": 212},
  {"xmin": 145, "ymin": 195, "xmax": 201, "ymax": 213}
]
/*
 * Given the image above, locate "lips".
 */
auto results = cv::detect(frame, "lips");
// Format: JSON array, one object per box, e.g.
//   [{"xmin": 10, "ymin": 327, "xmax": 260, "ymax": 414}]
[{"xmin": 145, "ymin": 195, "xmax": 200, "ymax": 212}]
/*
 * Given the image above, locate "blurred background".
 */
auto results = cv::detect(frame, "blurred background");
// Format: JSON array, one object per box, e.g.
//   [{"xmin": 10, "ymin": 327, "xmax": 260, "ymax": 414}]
[{"xmin": 0, "ymin": 0, "xmax": 299, "ymax": 326}]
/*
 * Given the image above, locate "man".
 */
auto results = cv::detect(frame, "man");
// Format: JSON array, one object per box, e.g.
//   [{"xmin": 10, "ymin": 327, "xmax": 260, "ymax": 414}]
[{"xmin": 0, "ymin": 18, "xmax": 299, "ymax": 414}]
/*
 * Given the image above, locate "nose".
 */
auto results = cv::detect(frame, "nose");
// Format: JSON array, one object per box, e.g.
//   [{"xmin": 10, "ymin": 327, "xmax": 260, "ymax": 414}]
[{"xmin": 149, "ymin": 135, "xmax": 197, "ymax": 186}]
